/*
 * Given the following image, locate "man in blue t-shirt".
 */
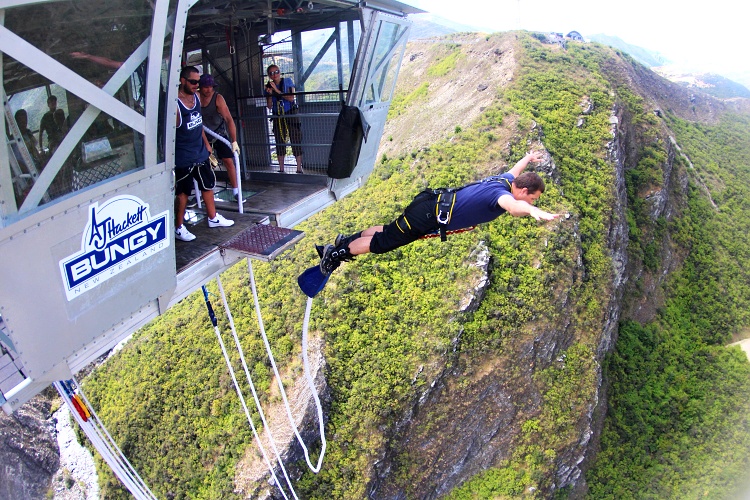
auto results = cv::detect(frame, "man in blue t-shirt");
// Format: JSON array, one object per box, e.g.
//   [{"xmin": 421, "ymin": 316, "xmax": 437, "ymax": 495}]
[{"xmin": 319, "ymin": 151, "xmax": 560, "ymax": 275}]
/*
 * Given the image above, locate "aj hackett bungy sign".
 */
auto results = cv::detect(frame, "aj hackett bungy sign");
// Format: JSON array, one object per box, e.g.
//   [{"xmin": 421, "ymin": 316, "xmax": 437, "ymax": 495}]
[{"xmin": 59, "ymin": 195, "xmax": 170, "ymax": 300}]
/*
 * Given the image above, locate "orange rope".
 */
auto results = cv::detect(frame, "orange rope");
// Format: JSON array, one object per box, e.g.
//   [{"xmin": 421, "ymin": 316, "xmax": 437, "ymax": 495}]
[{"xmin": 419, "ymin": 226, "xmax": 476, "ymax": 239}]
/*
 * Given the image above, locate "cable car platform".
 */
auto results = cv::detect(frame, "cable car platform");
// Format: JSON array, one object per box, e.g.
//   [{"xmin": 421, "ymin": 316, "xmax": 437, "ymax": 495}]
[
  {"xmin": 212, "ymin": 173, "xmax": 334, "ymax": 228},
  {"xmin": 176, "ymin": 212, "xmax": 304, "ymax": 271}
]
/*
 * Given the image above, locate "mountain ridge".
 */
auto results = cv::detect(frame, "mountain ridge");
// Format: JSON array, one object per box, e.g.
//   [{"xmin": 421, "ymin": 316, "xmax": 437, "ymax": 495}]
[
  {"xmin": 75, "ymin": 31, "xmax": 750, "ymax": 499},
  {"xmin": 410, "ymin": 16, "xmax": 750, "ymax": 97}
]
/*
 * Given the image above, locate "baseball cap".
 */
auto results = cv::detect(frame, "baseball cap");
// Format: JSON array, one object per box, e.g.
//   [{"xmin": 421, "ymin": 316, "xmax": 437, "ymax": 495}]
[{"xmin": 199, "ymin": 74, "xmax": 217, "ymax": 87}]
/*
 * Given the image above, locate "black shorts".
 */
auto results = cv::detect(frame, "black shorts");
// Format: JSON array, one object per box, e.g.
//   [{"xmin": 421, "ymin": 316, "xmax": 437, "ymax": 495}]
[
  {"xmin": 370, "ymin": 190, "xmax": 440, "ymax": 254},
  {"xmin": 175, "ymin": 160, "xmax": 216, "ymax": 195},
  {"xmin": 209, "ymin": 134, "xmax": 233, "ymax": 160},
  {"xmin": 271, "ymin": 116, "xmax": 303, "ymax": 158}
]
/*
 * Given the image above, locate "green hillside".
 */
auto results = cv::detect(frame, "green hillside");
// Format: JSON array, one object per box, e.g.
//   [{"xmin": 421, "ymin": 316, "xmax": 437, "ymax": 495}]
[
  {"xmin": 587, "ymin": 111, "xmax": 750, "ymax": 498},
  {"xmin": 80, "ymin": 32, "xmax": 750, "ymax": 499}
]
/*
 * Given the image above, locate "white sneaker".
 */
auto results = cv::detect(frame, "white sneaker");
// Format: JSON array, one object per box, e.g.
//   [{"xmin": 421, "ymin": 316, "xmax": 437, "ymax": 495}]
[
  {"xmin": 175, "ymin": 224, "xmax": 196, "ymax": 241},
  {"xmin": 208, "ymin": 213, "xmax": 234, "ymax": 228}
]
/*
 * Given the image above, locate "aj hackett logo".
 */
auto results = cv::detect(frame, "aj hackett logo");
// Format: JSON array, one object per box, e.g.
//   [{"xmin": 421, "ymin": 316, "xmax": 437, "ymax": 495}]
[{"xmin": 59, "ymin": 196, "xmax": 170, "ymax": 300}]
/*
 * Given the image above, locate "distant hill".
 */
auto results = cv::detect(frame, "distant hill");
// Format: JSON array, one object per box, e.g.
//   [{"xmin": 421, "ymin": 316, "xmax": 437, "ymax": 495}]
[
  {"xmin": 408, "ymin": 13, "xmax": 489, "ymax": 40},
  {"xmin": 582, "ymin": 34, "xmax": 750, "ymax": 98},
  {"xmin": 587, "ymin": 33, "xmax": 668, "ymax": 67},
  {"xmin": 652, "ymin": 68, "xmax": 750, "ymax": 99},
  {"xmin": 407, "ymin": 23, "xmax": 750, "ymax": 96}
]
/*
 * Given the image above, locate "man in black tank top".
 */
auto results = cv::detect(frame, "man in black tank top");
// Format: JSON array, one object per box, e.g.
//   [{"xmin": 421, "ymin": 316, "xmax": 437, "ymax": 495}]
[
  {"xmin": 198, "ymin": 74, "xmax": 242, "ymax": 199},
  {"xmin": 174, "ymin": 66, "xmax": 234, "ymax": 242}
]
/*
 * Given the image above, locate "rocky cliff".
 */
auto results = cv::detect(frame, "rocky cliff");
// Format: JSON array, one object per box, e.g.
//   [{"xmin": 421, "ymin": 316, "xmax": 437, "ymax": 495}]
[
  {"xmin": 0, "ymin": 390, "xmax": 59, "ymax": 499},
  {"xmin": 358, "ymin": 33, "xmax": 722, "ymax": 498}
]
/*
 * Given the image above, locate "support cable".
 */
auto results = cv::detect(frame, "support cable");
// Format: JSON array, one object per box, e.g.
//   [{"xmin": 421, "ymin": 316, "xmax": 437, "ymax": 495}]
[
  {"xmin": 53, "ymin": 380, "xmax": 157, "ymax": 500},
  {"xmin": 56, "ymin": 381, "xmax": 145, "ymax": 497},
  {"xmin": 72, "ymin": 376, "xmax": 156, "ymax": 499}
]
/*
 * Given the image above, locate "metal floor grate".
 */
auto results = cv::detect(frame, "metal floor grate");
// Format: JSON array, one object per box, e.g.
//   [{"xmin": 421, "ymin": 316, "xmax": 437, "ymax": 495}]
[{"xmin": 221, "ymin": 224, "xmax": 304, "ymax": 261}]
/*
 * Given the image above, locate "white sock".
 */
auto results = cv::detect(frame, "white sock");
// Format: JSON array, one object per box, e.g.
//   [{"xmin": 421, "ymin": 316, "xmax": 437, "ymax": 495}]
[{"xmin": 233, "ymin": 188, "xmax": 239, "ymax": 195}]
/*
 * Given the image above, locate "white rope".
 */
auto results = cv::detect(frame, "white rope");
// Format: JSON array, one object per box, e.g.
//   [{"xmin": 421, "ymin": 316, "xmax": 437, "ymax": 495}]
[
  {"xmin": 53, "ymin": 380, "xmax": 157, "ymax": 500},
  {"xmin": 203, "ymin": 284, "xmax": 295, "ymax": 500},
  {"xmin": 203, "ymin": 258, "xmax": 328, "ymax": 498},
  {"xmin": 203, "ymin": 125, "xmax": 243, "ymax": 213},
  {"xmin": 246, "ymin": 258, "xmax": 327, "ymax": 473},
  {"xmin": 214, "ymin": 277, "xmax": 299, "ymax": 499}
]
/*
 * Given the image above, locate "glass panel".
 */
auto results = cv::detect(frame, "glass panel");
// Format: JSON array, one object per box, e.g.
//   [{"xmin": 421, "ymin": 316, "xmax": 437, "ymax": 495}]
[
  {"xmin": 5, "ymin": 1, "xmax": 155, "ymax": 97},
  {"xmin": 300, "ymin": 21, "xmax": 360, "ymax": 95},
  {"xmin": 363, "ymin": 20, "xmax": 407, "ymax": 105},
  {"xmin": 2, "ymin": 0, "xmax": 157, "ymax": 212},
  {"xmin": 262, "ymin": 31, "xmax": 294, "ymax": 80},
  {"xmin": 5, "ymin": 74, "xmax": 145, "ymax": 206}
]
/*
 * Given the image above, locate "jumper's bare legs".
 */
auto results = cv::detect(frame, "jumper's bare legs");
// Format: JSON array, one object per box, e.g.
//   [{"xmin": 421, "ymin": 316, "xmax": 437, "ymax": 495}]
[{"xmin": 348, "ymin": 225, "xmax": 383, "ymax": 255}]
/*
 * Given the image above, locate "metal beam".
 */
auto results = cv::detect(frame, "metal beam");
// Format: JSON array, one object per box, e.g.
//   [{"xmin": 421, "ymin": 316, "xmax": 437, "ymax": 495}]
[
  {"xmin": 0, "ymin": 25, "xmax": 145, "ymax": 134},
  {"xmin": 144, "ymin": 0, "xmax": 172, "ymax": 167},
  {"xmin": 19, "ymin": 41, "xmax": 150, "ymax": 212}
]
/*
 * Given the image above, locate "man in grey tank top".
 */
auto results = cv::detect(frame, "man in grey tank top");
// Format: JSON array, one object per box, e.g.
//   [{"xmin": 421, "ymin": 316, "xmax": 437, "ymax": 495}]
[{"xmin": 199, "ymin": 74, "xmax": 242, "ymax": 199}]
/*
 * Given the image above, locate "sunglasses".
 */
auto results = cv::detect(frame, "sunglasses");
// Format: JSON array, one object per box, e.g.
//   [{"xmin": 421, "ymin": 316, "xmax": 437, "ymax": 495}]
[
  {"xmin": 185, "ymin": 78, "xmax": 200, "ymax": 85},
  {"xmin": 269, "ymin": 70, "xmax": 280, "ymax": 75}
]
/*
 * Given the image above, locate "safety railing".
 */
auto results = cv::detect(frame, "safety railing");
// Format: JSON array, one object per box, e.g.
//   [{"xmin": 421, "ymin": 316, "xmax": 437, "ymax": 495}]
[{"xmin": 236, "ymin": 90, "xmax": 347, "ymax": 176}]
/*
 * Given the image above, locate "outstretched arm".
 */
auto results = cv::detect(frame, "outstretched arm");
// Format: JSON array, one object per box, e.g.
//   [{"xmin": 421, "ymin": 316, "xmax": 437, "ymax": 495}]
[
  {"xmin": 70, "ymin": 52, "xmax": 123, "ymax": 69},
  {"xmin": 498, "ymin": 194, "xmax": 560, "ymax": 221},
  {"xmin": 508, "ymin": 150, "xmax": 544, "ymax": 178}
]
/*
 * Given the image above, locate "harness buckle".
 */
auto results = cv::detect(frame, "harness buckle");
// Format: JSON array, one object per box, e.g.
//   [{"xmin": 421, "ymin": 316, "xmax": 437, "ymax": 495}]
[{"xmin": 433, "ymin": 189, "xmax": 457, "ymax": 242}]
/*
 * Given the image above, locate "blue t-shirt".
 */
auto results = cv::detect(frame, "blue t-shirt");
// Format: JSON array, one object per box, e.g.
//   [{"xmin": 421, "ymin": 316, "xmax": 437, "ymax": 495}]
[
  {"xmin": 265, "ymin": 77, "xmax": 295, "ymax": 114},
  {"xmin": 446, "ymin": 173, "xmax": 515, "ymax": 230},
  {"xmin": 175, "ymin": 94, "xmax": 209, "ymax": 168}
]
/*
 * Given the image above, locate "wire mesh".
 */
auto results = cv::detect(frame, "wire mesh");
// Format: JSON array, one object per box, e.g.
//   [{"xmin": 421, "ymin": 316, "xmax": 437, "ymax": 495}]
[{"xmin": 237, "ymin": 90, "xmax": 346, "ymax": 173}]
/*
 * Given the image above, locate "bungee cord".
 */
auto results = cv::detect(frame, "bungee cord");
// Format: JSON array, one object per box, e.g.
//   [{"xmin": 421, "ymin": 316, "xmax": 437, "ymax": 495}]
[
  {"xmin": 246, "ymin": 258, "xmax": 327, "ymax": 473},
  {"xmin": 201, "ymin": 284, "xmax": 297, "ymax": 500},
  {"xmin": 198, "ymin": 258, "xmax": 328, "ymax": 498}
]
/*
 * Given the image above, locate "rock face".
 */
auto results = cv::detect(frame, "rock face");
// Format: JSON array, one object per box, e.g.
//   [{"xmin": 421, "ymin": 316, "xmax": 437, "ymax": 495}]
[
  {"xmin": 364, "ymin": 48, "xmax": 709, "ymax": 494},
  {"xmin": 50, "ymin": 405, "xmax": 99, "ymax": 500},
  {"xmin": 2, "ymin": 33, "xmax": 741, "ymax": 499},
  {"xmin": 0, "ymin": 392, "xmax": 59, "ymax": 500}
]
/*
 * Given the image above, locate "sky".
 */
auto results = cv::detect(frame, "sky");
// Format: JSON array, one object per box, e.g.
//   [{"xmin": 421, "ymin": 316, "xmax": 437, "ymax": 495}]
[{"xmin": 404, "ymin": 0, "xmax": 750, "ymax": 87}]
